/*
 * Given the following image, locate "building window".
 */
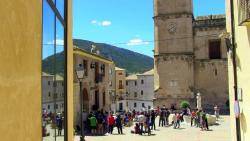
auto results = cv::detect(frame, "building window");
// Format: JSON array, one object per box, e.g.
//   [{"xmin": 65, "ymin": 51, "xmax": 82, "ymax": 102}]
[
  {"xmin": 135, "ymin": 81, "xmax": 137, "ymax": 86},
  {"xmin": 119, "ymin": 80, "xmax": 123, "ymax": 89},
  {"xmin": 141, "ymin": 90, "xmax": 143, "ymax": 95},
  {"xmin": 148, "ymin": 106, "xmax": 151, "ymax": 109},
  {"xmin": 48, "ymin": 81, "xmax": 50, "ymax": 85},
  {"xmin": 109, "ymin": 68, "xmax": 112, "ymax": 74},
  {"xmin": 118, "ymin": 72, "xmax": 123, "ymax": 75},
  {"xmin": 170, "ymin": 80, "xmax": 178, "ymax": 87},
  {"xmin": 134, "ymin": 92, "xmax": 137, "ymax": 98},
  {"xmin": 134, "ymin": 103, "xmax": 137, "ymax": 107},
  {"xmin": 101, "ymin": 64, "xmax": 105, "ymax": 76},
  {"xmin": 141, "ymin": 79, "xmax": 144, "ymax": 84},
  {"xmin": 103, "ymin": 92, "xmax": 106, "ymax": 106},
  {"xmin": 126, "ymin": 81, "xmax": 128, "ymax": 86},
  {"xmin": 48, "ymin": 92, "xmax": 51, "ymax": 97},
  {"xmin": 83, "ymin": 60, "xmax": 88, "ymax": 76},
  {"xmin": 142, "ymin": 103, "xmax": 145, "ymax": 108},
  {"xmin": 55, "ymin": 104, "xmax": 58, "ymax": 109},
  {"xmin": 209, "ymin": 40, "xmax": 221, "ymax": 59},
  {"xmin": 48, "ymin": 105, "xmax": 50, "ymax": 109},
  {"xmin": 215, "ymin": 69, "xmax": 218, "ymax": 76},
  {"xmin": 109, "ymin": 81, "xmax": 112, "ymax": 87}
]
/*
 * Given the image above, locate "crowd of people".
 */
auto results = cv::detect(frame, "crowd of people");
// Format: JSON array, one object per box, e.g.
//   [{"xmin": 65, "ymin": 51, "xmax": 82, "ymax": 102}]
[{"xmin": 77, "ymin": 105, "xmax": 218, "ymax": 136}]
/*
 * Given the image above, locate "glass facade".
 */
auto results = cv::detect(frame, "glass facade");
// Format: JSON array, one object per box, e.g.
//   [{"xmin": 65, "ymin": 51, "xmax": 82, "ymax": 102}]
[{"xmin": 42, "ymin": 0, "xmax": 67, "ymax": 140}]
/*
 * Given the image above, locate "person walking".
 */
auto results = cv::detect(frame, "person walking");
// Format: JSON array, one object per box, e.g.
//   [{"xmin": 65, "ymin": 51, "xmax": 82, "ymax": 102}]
[
  {"xmin": 57, "ymin": 115, "xmax": 63, "ymax": 136},
  {"xmin": 196, "ymin": 110, "xmax": 201, "ymax": 128},
  {"xmin": 176, "ymin": 113, "xmax": 181, "ymax": 129},
  {"xmin": 173, "ymin": 113, "xmax": 177, "ymax": 129},
  {"xmin": 191, "ymin": 110, "xmax": 196, "ymax": 127},
  {"xmin": 108, "ymin": 113, "xmax": 115, "ymax": 134},
  {"xmin": 145, "ymin": 113, "xmax": 151, "ymax": 136},
  {"xmin": 151, "ymin": 110, "xmax": 156, "ymax": 130},
  {"xmin": 214, "ymin": 105, "xmax": 220, "ymax": 120},
  {"xmin": 138, "ymin": 113, "xmax": 145, "ymax": 135},
  {"xmin": 159, "ymin": 109, "xmax": 165, "ymax": 127},
  {"xmin": 116, "ymin": 114, "xmax": 123, "ymax": 134},
  {"xmin": 166, "ymin": 108, "xmax": 170, "ymax": 125},
  {"xmin": 97, "ymin": 111, "xmax": 104, "ymax": 135}
]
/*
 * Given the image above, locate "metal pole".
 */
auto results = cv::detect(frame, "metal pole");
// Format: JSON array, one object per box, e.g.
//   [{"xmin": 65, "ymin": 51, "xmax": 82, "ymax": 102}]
[
  {"xmin": 229, "ymin": 0, "xmax": 241, "ymax": 140},
  {"xmin": 79, "ymin": 81, "xmax": 85, "ymax": 141}
]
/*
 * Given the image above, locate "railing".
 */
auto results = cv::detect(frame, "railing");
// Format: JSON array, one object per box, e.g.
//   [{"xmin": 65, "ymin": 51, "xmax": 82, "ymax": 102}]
[
  {"xmin": 118, "ymin": 85, "xmax": 124, "ymax": 89},
  {"xmin": 239, "ymin": 0, "xmax": 250, "ymax": 25}
]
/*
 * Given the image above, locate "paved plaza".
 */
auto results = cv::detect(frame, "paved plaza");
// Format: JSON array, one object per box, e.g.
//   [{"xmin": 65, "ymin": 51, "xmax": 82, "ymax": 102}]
[{"xmin": 74, "ymin": 116, "xmax": 232, "ymax": 141}]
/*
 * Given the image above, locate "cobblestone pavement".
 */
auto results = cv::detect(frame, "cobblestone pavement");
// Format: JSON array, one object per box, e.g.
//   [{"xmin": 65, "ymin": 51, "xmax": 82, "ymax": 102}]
[{"xmin": 74, "ymin": 116, "xmax": 231, "ymax": 141}]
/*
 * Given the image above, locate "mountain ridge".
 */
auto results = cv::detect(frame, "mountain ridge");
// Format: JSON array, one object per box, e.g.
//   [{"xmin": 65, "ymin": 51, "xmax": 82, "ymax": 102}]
[{"xmin": 42, "ymin": 39, "xmax": 154, "ymax": 74}]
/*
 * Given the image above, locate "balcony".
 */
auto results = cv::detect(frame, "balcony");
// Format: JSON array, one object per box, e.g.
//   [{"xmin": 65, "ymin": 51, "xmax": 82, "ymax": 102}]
[
  {"xmin": 118, "ymin": 85, "xmax": 124, "ymax": 89},
  {"xmin": 95, "ymin": 74, "xmax": 103, "ymax": 83},
  {"xmin": 238, "ymin": 0, "xmax": 250, "ymax": 25}
]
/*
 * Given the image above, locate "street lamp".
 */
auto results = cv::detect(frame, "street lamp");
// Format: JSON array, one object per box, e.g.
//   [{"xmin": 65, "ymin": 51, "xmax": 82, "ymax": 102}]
[{"xmin": 75, "ymin": 68, "xmax": 85, "ymax": 141}]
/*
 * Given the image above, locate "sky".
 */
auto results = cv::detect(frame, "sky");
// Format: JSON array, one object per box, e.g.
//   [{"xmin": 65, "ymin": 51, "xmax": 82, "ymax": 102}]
[{"xmin": 72, "ymin": 0, "xmax": 226, "ymax": 58}]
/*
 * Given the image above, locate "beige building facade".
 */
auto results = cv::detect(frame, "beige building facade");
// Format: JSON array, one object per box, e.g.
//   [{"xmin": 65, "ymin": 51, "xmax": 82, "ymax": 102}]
[
  {"xmin": 154, "ymin": 0, "xmax": 229, "ymax": 112},
  {"xmin": 126, "ymin": 70, "xmax": 154, "ymax": 112},
  {"xmin": 114, "ymin": 67, "xmax": 127, "ymax": 111},
  {"xmin": 226, "ymin": 0, "xmax": 250, "ymax": 141},
  {"xmin": 73, "ymin": 47, "xmax": 114, "ymax": 126},
  {"xmin": 42, "ymin": 73, "xmax": 65, "ymax": 113},
  {"xmin": 0, "ymin": 0, "xmax": 75, "ymax": 140}
]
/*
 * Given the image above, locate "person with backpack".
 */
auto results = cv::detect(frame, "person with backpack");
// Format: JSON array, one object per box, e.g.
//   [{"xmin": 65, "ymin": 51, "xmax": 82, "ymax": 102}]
[{"xmin": 89, "ymin": 114, "xmax": 97, "ymax": 135}]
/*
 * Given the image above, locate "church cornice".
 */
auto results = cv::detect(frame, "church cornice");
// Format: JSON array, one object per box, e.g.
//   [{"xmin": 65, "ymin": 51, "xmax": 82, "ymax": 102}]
[
  {"xmin": 154, "ymin": 53, "xmax": 194, "ymax": 63},
  {"xmin": 153, "ymin": 12, "xmax": 193, "ymax": 20},
  {"xmin": 154, "ymin": 52, "xmax": 194, "ymax": 57},
  {"xmin": 193, "ymin": 17, "xmax": 226, "ymax": 29}
]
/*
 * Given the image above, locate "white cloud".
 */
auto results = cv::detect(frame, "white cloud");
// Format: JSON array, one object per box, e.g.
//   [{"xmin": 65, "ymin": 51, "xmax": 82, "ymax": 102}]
[
  {"xmin": 91, "ymin": 20, "xmax": 97, "ymax": 24},
  {"xmin": 90, "ymin": 20, "xmax": 112, "ymax": 27},
  {"xmin": 127, "ymin": 38, "xmax": 149, "ymax": 46},
  {"xmin": 101, "ymin": 21, "xmax": 112, "ymax": 26},
  {"xmin": 47, "ymin": 39, "xmax": 64, "ymax": 46}
]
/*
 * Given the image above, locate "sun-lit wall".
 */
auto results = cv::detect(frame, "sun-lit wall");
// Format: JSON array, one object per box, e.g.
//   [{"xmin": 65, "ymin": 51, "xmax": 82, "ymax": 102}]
[
  {"xmin": 0, "ymin": 0, "xmax": 74, "ymax": 140},
  {"xmin": 226, "ymin": 0, "xmax": 250, "ymax": 141},
  {"xmin": 0, "ymin": 1, "xmax": 42, "ymax": 140}
]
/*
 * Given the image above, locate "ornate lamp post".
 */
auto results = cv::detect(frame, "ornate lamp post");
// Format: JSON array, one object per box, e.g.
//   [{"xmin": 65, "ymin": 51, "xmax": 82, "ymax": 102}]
[{"xmin": 75, "ymin": 68, "xmax": 85, "ymax": 141}]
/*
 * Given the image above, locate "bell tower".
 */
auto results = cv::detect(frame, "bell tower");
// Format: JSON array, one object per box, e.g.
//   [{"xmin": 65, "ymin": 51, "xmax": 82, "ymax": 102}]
[{"xmin": 154, "ymin": 0, "xmax": 195, "ymax": 108}]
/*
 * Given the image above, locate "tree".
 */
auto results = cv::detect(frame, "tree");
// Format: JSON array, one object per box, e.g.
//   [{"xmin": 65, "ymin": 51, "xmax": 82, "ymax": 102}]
[{"xmin": 180, "ymin": 101, "xmax": 190, "ymax": 109}]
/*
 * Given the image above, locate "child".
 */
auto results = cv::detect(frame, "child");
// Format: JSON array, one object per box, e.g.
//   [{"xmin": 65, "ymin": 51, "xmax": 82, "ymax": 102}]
[
  {"xmin": 176, "ymin": 113, "xmax": 181, "ymax": 128},
  {"xmin": 173, "ymin": 113, "xmax": 177, "ymax": 129},
  {"xmin": 131, "ymin": 123, "xmax": 140, "ymax": 134}
]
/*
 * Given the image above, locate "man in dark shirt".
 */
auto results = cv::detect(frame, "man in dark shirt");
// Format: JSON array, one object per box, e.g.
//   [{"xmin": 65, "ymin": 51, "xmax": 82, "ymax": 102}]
[{"xmin": 151, "ymin": 110, "xmax": 156, "ymax": 130}]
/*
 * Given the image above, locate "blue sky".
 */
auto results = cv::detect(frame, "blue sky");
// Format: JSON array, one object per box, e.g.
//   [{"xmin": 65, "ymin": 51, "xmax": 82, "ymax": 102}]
[{"xmin": 71, "ymin": 0, "xmax": 225, "ymax": 58}]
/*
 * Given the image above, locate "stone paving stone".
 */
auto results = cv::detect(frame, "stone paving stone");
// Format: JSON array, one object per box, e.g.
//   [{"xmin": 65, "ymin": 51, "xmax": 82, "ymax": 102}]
[{"xmin": 73, "ymin": 116, "xmax": 231, "ymax": 141}]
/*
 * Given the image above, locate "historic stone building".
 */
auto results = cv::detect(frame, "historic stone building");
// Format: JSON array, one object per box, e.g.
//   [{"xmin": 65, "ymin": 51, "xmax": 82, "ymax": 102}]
[
  {"xmin": 154, "ymin": 0, "xmax": 229, "ymax": 112},
  {"xmin": 73, "ymin": 46, "xmax": 115, "ymax": 126}
]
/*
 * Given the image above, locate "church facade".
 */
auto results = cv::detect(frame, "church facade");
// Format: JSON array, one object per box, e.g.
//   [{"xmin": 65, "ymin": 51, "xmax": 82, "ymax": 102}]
[{"xmin": 153, "ymin": 0, "xmax": 229, "ymax": 112}]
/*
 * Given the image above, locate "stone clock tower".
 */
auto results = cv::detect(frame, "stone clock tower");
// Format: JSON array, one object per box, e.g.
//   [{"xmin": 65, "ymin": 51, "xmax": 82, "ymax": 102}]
[{"xmin": 154, "ymin": 0, "xmax": 195, "ymax": 108}]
